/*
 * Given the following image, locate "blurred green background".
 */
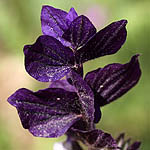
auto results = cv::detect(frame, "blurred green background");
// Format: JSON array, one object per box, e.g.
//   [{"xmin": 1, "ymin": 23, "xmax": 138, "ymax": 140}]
[{"xmin": 0, "ymin": 0, "xmax": 149, "ymax": 150}]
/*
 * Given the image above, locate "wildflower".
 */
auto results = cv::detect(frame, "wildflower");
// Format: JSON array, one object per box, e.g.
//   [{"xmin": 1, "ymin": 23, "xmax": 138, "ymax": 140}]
[
  {"xmin": 24, "ymin": 5, "xmax": 127, "ymax": 82},
  {"xmin": 7, "ymin": 5, "xmax": 142, "ymax": 150}
]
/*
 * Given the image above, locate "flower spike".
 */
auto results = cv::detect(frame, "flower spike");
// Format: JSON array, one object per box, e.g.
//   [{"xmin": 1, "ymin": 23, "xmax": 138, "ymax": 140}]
[{"xmin": 8, "ymin": 5, "xmax": 142, "ymax": 150}]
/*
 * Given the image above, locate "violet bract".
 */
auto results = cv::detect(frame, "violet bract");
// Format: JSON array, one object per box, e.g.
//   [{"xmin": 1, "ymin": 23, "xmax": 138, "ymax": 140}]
[{"xmin": 8, "ymin": 5, "xmax": 142, "ymax": 150}]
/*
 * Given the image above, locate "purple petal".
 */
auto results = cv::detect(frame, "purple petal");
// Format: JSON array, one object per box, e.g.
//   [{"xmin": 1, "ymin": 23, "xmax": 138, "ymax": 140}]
[
  {"xmin": 67, "ymin": 129, "xmax": 117, "ymax": 149},
  {"xmin": 94, "ymin": 103, "xmax": 102, "ymax": 123},
  {"xmin": 41, "ymin": 5, "xmax": 71, "ymax": 46},
  {"xmin": 68, "ymin": 71, "xmax": 94, "ymax": 128},
  {"xmin": 50, "ymin": 79, "xmax": 76, "ymax": 92},
  {"xmin": 76, "ymin": 20, "xmax": 127, "ymax": 63},
  {"xmin": 8, "ymin": 88, "xmax": 82, "ymax": 137},
  {"xmin": 66, "ymin": 8, "xmax": 78, "ymax": 26},
  {"xmin": 63, "ymin": 15, "xmax": 96, "ymax": 49},
  {"xmin": 128, "ymin": 142, "xmax": 141, "ymax": 150},
  {"xmin": 78, "ymin": 68, "xmax": 101, "ymax": 123},
  {"xmin": 29, "ymin": 114, "xmax": 80, "ymax": 138},
  {"xmin": 24, "ymin": 35, "xmax": 74, "ymax": 82},
  {"xmin": 85, "ymin": 55, "xmax": 141, "ymax": 106}
]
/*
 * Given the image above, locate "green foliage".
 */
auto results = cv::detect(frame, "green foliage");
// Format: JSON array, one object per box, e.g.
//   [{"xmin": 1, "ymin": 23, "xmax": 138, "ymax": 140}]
[{"xmin": 0, "ymin": 120, "xmax": 13, "ymax": 150}]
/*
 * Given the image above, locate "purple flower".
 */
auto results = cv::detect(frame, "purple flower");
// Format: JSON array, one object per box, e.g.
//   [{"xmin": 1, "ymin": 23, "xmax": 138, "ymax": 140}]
[
  {"xmin": 24, "ymin": 6, "xmax": 127, "ymax": 82},
  {"xmin": 8, "ymin": 54, "xmax": 141, "ymax": 138},
  {"xmin": 51, "ymin": 55, "xmax": 141, "ymax": 123},
  {"xmin": 7, "ymin": 5, "xmax": 142, "ymax": 150},
  {"xmin": 7, "ymin": 70, "xmax": 96, "ymax": 137},
  {"xmin": 8, "ymin": 87, "xmax": 82, "ymax": 137}
]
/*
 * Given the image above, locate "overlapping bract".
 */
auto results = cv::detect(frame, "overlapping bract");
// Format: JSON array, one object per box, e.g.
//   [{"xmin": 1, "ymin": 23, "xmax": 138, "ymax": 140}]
[
  {"xmin": 24, "ymin": 5, "xmax": 127, "ymax": 82},
  {"xmin": 8, "ymin": 5, "xmax": 142, "ymax": 150},
  {"xmin": 62, "ymin": 15, "xmax": 96, "ymax": 49},
  {"xmin": 8, "ymin": 70, "xmax": 95, "ymax": 137}
]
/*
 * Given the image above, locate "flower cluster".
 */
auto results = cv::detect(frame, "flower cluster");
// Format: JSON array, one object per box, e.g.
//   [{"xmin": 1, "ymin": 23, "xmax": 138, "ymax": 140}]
[{"xmin": 8, "ymin": 6, "xmax": 141, "ymax": 150}]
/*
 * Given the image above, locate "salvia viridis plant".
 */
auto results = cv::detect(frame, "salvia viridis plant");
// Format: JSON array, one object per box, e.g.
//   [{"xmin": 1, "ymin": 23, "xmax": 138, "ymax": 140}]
[{"xmin": 8, "ymin": 5, "xmax": 142, "ymax": 150}]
